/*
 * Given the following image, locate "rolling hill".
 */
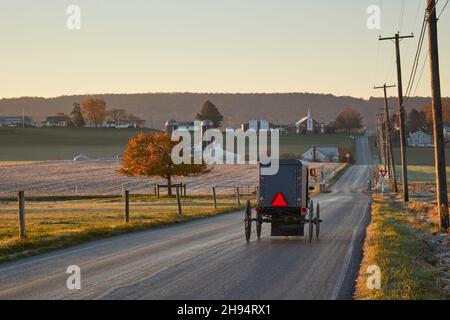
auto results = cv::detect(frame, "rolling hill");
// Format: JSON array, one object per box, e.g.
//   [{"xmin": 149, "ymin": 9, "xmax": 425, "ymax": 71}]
[{"xmin": 0, "ymin": 93, "xmax": 436, "ymax": 130}]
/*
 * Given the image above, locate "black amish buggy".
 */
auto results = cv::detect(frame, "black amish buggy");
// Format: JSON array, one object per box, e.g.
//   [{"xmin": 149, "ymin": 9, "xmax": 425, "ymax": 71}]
[{"xmin": 244, "ymin": 159, "xmax": 321, "ymax": 242}]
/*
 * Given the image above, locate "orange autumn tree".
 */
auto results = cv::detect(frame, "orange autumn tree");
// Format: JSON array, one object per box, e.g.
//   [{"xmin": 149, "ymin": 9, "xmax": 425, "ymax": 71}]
[
  {"xmin": 119, "ymin": 132, "xmax": 208, "ymax": 196},
  {"xmin": 81, "ymin": 98, "xmax": 107, "ymax": 128},
  {"xmin": 334, "ymin": 108, "xmax": 363, "ymax": 135}
]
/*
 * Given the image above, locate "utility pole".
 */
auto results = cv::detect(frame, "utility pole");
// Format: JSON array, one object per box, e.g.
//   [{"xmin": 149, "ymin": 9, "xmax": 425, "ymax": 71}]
[
  {"xmin": 375, "ymin": 117, "xmax": 380, "ymax": 163},
  {"xmin": 426, "ymin": 0, "xmax": 449, "ymax": 232},
  {"xmin": 374, "ymin": 84, "xmax": 398, "ymax": 192},
  {"xmin": 381, "ymin": 120, "xmax": 388, "ymax": 172},
  {"xmin": 379, "ymin": 117, "xmax": 386, "ymax": 167},
  {"xmin": 383, "ymin": 120, "xmax": 390, "ymax": 176},
  {"xmin": 376, "ymin": 115, "xmax": 385, "ymax": 165},
  {"xmin": 379, "ymin": 32, "xmax": 413, "ymax": 202},
  {"xmin": 378, "ymin": 107, "xmax": 389, "ymax": 174}
]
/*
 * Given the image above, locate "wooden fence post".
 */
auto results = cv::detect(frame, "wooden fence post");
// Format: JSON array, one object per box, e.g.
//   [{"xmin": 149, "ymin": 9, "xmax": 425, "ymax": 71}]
[
  {"xmin": 156, "ymin": 185, "xmax": 160, "ymax": 198},
  {"xmin": 236, "ymin": 186, "xmax": 241, "ymax": 206},
  {"xmin": 183, "ymin": 183, "xmax": 187, "ymax": 197},
  {"xmin": 124, "ymin": 190, "xmax": 130, "ymax": 223},
  {"xmin": 18, "ymin": 191, "xmax": 26, "ymax": 239},
  {"xmin": 176, "ymin": 187, "xmax": 182, "ymax": 215},
  {"xmin": 212, "ymin": 187, "xmax": 217, "ymax": 209}
]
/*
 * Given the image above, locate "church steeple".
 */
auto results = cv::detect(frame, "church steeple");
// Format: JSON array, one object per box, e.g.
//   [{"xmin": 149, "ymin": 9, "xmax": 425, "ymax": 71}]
[{"xmin": 307, "ymin": 108, "xmax": 311, "ymax": 118}]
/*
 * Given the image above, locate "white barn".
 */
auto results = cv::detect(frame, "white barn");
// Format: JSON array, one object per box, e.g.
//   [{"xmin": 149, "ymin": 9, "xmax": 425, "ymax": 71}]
[
  {"xmin": 302, "ymin": 146, "xmax": 339, "ymax": 163},
  {"xmin": 408, "ymin": 131, "xmax": 433, "ymax": 147}
]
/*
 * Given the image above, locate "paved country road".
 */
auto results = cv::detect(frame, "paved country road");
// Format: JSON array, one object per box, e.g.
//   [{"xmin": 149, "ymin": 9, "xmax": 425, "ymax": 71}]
[{"xmin": 0, "ymin": 137, "xmax": 374, "ymax": 300}]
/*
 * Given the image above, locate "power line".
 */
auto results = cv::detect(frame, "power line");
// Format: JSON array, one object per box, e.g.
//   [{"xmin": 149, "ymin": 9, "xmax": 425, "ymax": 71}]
[
  {"xmin": 373, "ymin": 40, "xmax": 381, "ymax": 85},
  {"xmin": 405, "ymin": 16, "xmax": 427, "ymax": 100},
  {"xmin": 431, "ymin": 0, "xmax": 440, "ymax": 14},
  {"xmin": 438, "ymin": 0, "xmax": 449, "ymax": 19},
  {"xmin": 404, "ymin": 0, "xmax": 442, "ymax": 99},
  {"xmin": 413, "ymin": 50, "xmax": 430, "ymax": 96},
  {"xmin": 400, "ymin": 0, "xmax": 422, "ymax": 83},
  {"xmin": 412, "ymin": 0, "xmax": 423, "ymax": 29},
  {"xmin": 373, "ymin": 0, "xmax": 382, "ymax": 85},
  {"xmin": 404, "ymin": 0, "xmax": 444, "ymax": 101},
  {"xmin": 399, "ymin": 0, "xmax": 407, "ymax": 32}
]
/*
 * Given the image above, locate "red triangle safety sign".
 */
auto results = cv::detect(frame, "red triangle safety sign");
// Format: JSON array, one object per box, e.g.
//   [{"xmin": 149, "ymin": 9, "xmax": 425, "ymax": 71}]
[{"xmin": 272, "ymin": 192, "xmax": 288, "ymax": 207}]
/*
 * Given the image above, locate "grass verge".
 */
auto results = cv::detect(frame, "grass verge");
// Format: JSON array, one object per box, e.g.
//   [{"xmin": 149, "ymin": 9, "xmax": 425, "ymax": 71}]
[{"xmin": 355, "ymin": 194, "xmax": 446, "ymax": 300}]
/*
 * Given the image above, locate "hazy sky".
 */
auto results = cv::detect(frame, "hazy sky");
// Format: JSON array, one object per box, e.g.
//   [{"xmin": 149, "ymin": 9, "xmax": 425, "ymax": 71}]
[{"xmin": 1, "ymin": 0, "xmax": 449, "ymax": 99}]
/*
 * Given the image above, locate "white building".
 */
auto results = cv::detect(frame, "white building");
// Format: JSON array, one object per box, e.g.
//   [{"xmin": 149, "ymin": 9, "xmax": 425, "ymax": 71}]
[
  {"xmin": 177, "ymin": 122, "xmax": 201, "ymax": 132},
  {"xmin": 408, "ymin": 131, "xmax": 433, "ymax": 147},
  {"xmin": 106, "ymin": 120, "xmax": 144, "ymax": 129},
  {"xmin": 241, "ymin": 120, "xmax": 270, "ymax": 132},
  {"xmin": 293, "ymin": 109, "xmax": 325, "ymax": 134},
  {"xmin": 302, "ymin": 146, "xmax": 339, "ymax": 163},
  {"xmin": 44, "ymin": 116, "xmax": 69, "ymax": 127}
]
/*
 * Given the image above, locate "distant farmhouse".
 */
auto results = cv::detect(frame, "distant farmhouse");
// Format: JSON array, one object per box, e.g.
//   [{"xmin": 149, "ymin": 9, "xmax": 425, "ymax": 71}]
[
  {"xmin": 0, "ymin": 116, "xmax": 34, "ymax": 127},
  {"xmin": 165, "ymin": 119, "xmax": 217, "ymax": 133},
  {"xmin": 106, "ymin": 119, "xmax": 145, "ymax": 129},
  {"xmin": 164, "ymin": 120, "xmax": 200, "ymax": 132},
  {"xmin": 291, "ymin": 109, "xmax": 325, "ymax": 134},
  {"xmin": 241, "ymin": 120, "xmax": 271, "ymax": 131},
  {"xmin": 240, "ymin": 110, "xmax": 326, "ymax": 135},
  {"xmin": 240, "ymin": 119, "xmax": 294, "ymax": 135},
  {"xmin": 302, "ymin": 146, "xmax": 339, "ymax": 163},
  {"xmin": 43, "ymin": 116, "xmax": 69, "ymax": 127},
  {"xmin": 269, "ymin": 109, "xmax": 326, "ymax": 135},
  {"xmin": 165, "ymin": 109, "xmax": 326, "ymax": 136},
  {"xmin": 408, "ymin": 130, "xmax": 433, "ymax": 147},
  {"xmin": 176, "ymin": 121, "xmax": 201, "ymax": 132}
]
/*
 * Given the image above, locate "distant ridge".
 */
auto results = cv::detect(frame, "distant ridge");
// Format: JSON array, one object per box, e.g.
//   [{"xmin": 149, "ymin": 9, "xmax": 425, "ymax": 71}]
[{"xmin": 0, "ymin": 93, "xmax": 438, "ymax": 130}]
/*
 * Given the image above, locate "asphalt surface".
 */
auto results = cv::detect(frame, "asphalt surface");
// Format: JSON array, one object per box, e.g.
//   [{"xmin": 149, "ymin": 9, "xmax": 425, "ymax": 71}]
[{"xmin": 0, "ymin": 137, "xmax": 374, "ymax": 300}]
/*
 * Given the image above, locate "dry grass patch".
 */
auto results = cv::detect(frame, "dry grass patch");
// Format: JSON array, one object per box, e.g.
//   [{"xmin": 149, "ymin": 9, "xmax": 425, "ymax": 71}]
[
  {"xmin": 0, "ymin": 195, "xmax": 248, "ymax": 263},
  {"xmin": 0, "ymin": 161, "xmax": 43, "ymax": 167},
  {"xmin": 408, "ymin": 201, "xmax": 440, "ymax": 231},
  {"xmin": 355, "ymin": 194, "xmax": 445, "ymax": 300}
]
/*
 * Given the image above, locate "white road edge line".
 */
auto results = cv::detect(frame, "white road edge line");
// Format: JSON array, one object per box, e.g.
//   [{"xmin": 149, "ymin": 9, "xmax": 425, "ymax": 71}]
[{"xmin": 330, "ymin": 201, "xmax": 370, "ymax": 300}]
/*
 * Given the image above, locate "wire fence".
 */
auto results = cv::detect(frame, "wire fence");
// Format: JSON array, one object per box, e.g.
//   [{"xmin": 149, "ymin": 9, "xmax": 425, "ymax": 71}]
[
  {"xmin": 0, "ymin": 183, "xmax": 259, "ymax": 198},
  {"xmin": 0, "ymin": 187, "xmax": 258, "ymax": 242}
]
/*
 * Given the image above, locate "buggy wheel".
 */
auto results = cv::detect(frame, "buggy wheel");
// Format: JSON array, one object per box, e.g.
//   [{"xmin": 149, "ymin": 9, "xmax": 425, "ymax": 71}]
[
  {"xmin": 256, "ymin": 212, "xmax": 262, "ymax": 239},
  {"xmin": 308, "ymin": 200, "xmax": 314, "ymax": 243},
  {"xmin": 244, "ymin": 200, "xmax": 252, "ymax": 242},
  {"xmin": 316, "ymin": 203, "xmax": 320, "ymax": 240}
]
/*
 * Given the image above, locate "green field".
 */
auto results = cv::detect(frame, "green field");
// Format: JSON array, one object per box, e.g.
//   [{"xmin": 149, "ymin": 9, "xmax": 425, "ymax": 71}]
[
  {"xmin": 279, "ymin": 134, "xmax": 355, "ymax": 158},
  {"xmin": 390, "ymin": 147, "xmax": 450, "ymax": 181},
  {"xmin": 393, "ymin": 147, "xmax": 450, "ymax": 166},
  {"xmin": 393, "ymin": 165, "xmax": 450, "ymax": 182},
  {"xmin": 0, "ymin": 128, "xmax": 355, "ymax": 161},
  {"xmin": 0, "ymin": 127, "xmax": 154, "ymax": 161}
]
